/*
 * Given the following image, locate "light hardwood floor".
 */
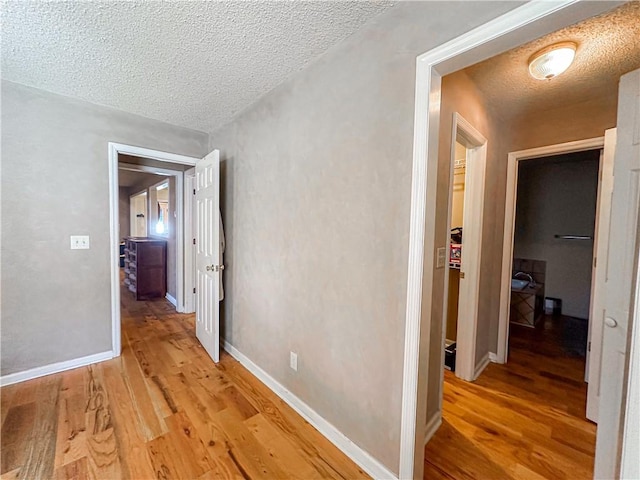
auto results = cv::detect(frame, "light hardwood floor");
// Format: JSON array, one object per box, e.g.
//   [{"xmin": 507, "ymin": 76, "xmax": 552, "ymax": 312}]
[
  {"xmin": 1, "ymin": 287, "xmax": 596, "ymax": 480},
  {"xmin": 424, "ymin": 316, "xmax": 596, "ymax": 480},
  {"xmin": 1, "ymin": 286, "xmax": 369, "ymax": 479}
]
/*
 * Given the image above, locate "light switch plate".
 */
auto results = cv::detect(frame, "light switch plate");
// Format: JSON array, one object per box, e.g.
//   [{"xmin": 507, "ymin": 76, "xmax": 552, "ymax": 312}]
[
  {"xmin": 290, "ymin": 351, "xmax": 298, "ymax": 371},
  {"xmin": 436, "ymin": 247, "xmax": 447, "ymax": 269},
  {"xmin": 70, "ymin": 235, "xmax": 90, "ymax": 250}
]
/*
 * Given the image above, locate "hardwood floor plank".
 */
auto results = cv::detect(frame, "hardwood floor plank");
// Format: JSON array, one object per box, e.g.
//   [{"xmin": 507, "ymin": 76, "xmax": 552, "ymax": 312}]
[
  {"xmin": 53, "ymin": 392, "xmax": 88, "ymax": 469},
  {"xmin": 18, "ymin": 376, "xmax": 60, "ymax": 480},
  {"xmin": 0, "ymin": 468, "xmax": 20, "ymax": 480},
  {"xmin": 164, "ymin": 411, "xmax": 215, "ymax": 478},
  {"xmin": 214, "ymin": 408, "xmax": 290, "ymax": 480},
  {"xmin": 101, "ymin": 361, "xmax": 157, "ymax": 480},
  {"xmin": 0, "ymin": 284, "xmax": 367, "ymax": 480},
  {"xmin": 425, "ymin": 315, "xmax": 596, "ymax": 480},
  {"xmin": 1, "ymin": 403, "xmax": 36, "ymax": 474},
  {"xmin": 53, "ymin": 457, "xmax": 88, "ymax": 480},
  {"xmin": 219, "ymin": 360, "xmax": 368, "ymax": 480},
  {"xmin": 245, "ymin": 413, "xmax": 324, "ymax": 479},
  {"xmin": 85, "ymin": 427, "xmax": 121, "ymax": 479},
  {"xmin": 120, "ymin": 344, "xmax": 167, "ymax": 441}
]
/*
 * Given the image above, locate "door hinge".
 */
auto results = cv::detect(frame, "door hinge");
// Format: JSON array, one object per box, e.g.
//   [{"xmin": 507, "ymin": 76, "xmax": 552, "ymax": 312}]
[
  {"xmin": 588, "ymin": 341, "xmax": 591, "ymax": 352},
  {"xmin": 193, "ymin": 188, "xmax": 196, "ymax": 195},
  {"xmin": 193, "ymin": 287, "xmax": 196, "ymax": 294},
  {"xmin": 193, "ymin": 238, "xmax": 196, "ymax": 245},
  {"xmin": 593, "ymin": 257, "xmax": 597, "ymax": 268}
]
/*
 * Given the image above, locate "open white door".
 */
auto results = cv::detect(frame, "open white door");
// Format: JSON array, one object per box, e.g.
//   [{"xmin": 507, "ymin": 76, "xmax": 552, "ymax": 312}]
[
  {"xmin": 195, "ymin": 150, "xmax": 221, "ymax": 363},
  {"xmin": 594, "ymin": 69, "xmax": 640, "ymax": 478},
  {"xmin": 586, "ymin": 128, "xmax": 616, "ymax": 423}
]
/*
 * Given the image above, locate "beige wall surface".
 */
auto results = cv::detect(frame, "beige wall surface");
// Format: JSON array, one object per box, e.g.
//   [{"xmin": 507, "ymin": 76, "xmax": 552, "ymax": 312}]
[
  {"xmin": 1, "ymin": 80, "xmax": 209, "ymax": 376},
  {"xmin": 514, "ymin": 152, "xmax": 600, "ymax": 319},
  {"xmin": 430, "ymin": 69, "xmax": 506, "ymax": 416},
  {"xmin": 118, "ymin": 187, "xmax": 131, "ymax": 239},
  {"xmin": 211, "ymin": 2, "xmax": 521, "ymax": 472}
]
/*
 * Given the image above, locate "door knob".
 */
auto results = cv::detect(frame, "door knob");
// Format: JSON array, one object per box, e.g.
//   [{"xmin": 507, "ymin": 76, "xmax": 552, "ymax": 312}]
[{"xmin": 605, "ymin": 317, "xmax": 617, "ymax": 328}]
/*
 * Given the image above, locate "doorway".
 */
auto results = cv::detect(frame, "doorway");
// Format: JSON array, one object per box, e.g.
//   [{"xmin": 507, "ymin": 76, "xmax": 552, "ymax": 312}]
[
  {"xmin": 508, "ymin": 147, "xmax": 601, "ymax": 398},
  {"xmin": 401, "ymin": 2, "xmax": 639, "ymax": 478},
  {"xmin": 441, "ymin": 114, "xmax": 487, "ymax": 383},
  {"xmin": 108, "ymin": 143, "xmax": 199, "ymax": 356}
]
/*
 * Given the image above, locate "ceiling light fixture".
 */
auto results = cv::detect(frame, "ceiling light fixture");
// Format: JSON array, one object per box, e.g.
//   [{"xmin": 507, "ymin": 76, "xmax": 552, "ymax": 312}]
[{"xmin": 528, "ymin": 42, "xmax": 577, "ymax": 80}]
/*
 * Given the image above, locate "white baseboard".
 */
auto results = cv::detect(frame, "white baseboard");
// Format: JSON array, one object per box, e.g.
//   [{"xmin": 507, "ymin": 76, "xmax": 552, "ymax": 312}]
[
  {"xmin": 165, "ymin": 293, "xmax": 177, "ymax": 307},
  {"xmin": 424, "ymin": 411, "xmax": 442, "ymax": 445},
  {"xmin": 0, "ymin": 350, "xmax": 114, "ymax": 387},
  {"xmin": 473, "ymin": 352, "xmax": 491, "ymax": 380},
  {"xmin": 489, "ymin": 352, "xmax": 499, "ymax": 363},
  {"xmin": 222, "ymin": 341, "xmax": 398, "ymax": 480}
]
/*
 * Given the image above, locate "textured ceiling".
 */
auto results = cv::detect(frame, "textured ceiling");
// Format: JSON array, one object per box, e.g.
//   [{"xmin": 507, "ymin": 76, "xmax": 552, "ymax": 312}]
[
  {"xmin": 1, "ymin": 1, "xmax": 392, "ymax": 133},
  {"xmin": 464, "ymin": 2, "xmax": 640, "ymax": 119}
]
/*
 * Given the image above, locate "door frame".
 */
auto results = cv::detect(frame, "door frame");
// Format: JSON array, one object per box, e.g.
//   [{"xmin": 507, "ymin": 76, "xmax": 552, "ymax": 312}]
[
  {"xmin": 108, "ymin": 142, "xmax": 199, "ymax": 357},
  {"xmin": 184, "ymin": 168, "xmax": 197, "ymax": 314},
  {"xmin": 400, "ymin": 1, "xmax": 620, "ymax": 477},
  {"xmin": 441, "ymin": 113, "xmax": 487, "ymax": 383},
  {"xmin": 496, "ymin": 136, "xmax": 605, "ymax": 364}
]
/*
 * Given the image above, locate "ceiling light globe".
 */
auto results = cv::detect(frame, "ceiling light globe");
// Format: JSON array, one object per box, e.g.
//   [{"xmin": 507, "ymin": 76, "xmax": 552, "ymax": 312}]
[{"xmin": 528, "ymin": 42, "xmax": 577, "ymax": 80}]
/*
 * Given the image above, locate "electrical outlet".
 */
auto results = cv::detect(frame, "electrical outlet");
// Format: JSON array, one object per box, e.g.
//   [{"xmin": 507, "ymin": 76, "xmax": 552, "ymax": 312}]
[
  {"xmin": 436, "ymin": 247, "xmax": 446, "ymax": 269},
  {"xmin": 70, "ymin": 235, "xmax": 90, "ymax": 250},
  {"xmin": 290, "ymin": 351, "xmax": 298, "ymax": 371}
]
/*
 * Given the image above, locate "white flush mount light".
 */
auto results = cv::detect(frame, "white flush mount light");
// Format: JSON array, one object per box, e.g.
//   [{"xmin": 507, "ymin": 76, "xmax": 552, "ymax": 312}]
[{"xmin": 528, "ymin": 42, "xmax": 577, "ymax": 80}]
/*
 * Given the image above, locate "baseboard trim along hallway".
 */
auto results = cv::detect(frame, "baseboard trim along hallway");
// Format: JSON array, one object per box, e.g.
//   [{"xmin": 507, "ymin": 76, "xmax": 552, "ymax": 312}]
[
  {"xmin": 222, "ymin": 341, "xmax": 399, "ymax": 480},
  {"xmin": 0, "ymin": 350, "xmax": 114, "ymax": 387}
]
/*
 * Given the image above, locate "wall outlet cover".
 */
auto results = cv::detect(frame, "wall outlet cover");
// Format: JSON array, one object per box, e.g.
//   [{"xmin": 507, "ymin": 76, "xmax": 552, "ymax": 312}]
[
  {"xmin": 436, "ymin": 246, "xmax": 447, "ymax": 269},
  {"xmin": 290, "ymin": 351, "xmax": 298, "ymax": 371}
]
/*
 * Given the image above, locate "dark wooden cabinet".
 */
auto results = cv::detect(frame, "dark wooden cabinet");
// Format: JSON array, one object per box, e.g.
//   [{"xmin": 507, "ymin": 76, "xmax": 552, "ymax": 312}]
[{"xmin": 123, "ymin": 237, "xmax": 167, "ymax": 300}]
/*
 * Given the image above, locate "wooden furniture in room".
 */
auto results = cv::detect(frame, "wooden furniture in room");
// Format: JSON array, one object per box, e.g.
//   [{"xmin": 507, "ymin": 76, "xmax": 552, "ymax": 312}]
[
  {"xmin": 123, "ymin": 237, "xmax": 167, "ymax": 300},
  {"xmin": 510, "ymin": 258, "xmax": 546, "ymax": 327}
]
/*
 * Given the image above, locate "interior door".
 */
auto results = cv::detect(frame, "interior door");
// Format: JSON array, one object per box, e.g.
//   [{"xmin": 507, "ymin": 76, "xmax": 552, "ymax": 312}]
[
  {"xmin": 594, "ymin": 69, "xmax": 640, "ymax": 478},
  {"xmin": 586, "ymin": 129, "xmax": 616, "ymax": 422},
  {"xmin": 195, "ymin": 150, "xmax": 221, "ymax": 363}
]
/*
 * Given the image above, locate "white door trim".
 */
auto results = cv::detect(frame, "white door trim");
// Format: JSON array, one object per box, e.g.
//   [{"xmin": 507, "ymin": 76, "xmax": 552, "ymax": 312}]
[
  {"xmin": 442, "ymin": 113, "xmax": 487, "ymax": 383},
  {"xmin": 401, "ymin": 0, "xmax": 619, "ymax": 477},
  {"xmin": 586, "ymin": 129, "xmax": 616, "ymax": 422},
  {"xmin": 184, "ymin": 169, "xmax": 197, "ymax": 314},
  {"xmin": 621, "ymin": 254, "xmax": 640, "ymax": 478},
  {"xmin": 496, "ymin": 136, "xmax": 604, "ymax": 364},
  {"xmin": 108, "ymin": 142, "xmax": 199, "ymax": 357}
]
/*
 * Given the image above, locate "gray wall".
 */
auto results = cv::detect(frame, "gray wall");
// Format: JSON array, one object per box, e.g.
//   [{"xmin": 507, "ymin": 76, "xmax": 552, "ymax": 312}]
[
  {"xmin": 118, "ymin": 187, "xmax": 131, "ymax": 238},
  {"xmin": 514, "ymin": 152, "xmax": 600, "ymax": 319},
  {"xmin": 1, "ymin": 80, "xmax": 209, "ymax": 376},
  {"xmin": 431, "ymin": 69, "xmax": 505, "ymax": 407},
  {"xmin": 211, "ymin": 2, "xmax": 520, "ymax": 473}
]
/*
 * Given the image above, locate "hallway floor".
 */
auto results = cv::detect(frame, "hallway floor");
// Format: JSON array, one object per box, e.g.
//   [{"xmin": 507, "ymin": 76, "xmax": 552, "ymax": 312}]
[
  {"xmin": 0, "ymin": 287, "xmax": 368, "ymax": 479},
  {"xmin": 424, "ymin": 315, "xmax": 595, "ymax": 479}
]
